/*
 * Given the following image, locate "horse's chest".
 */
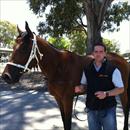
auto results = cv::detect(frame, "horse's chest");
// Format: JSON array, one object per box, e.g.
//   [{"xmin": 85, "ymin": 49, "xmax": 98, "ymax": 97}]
[{"xmin": 48, "ymin": 82, "xmax": 73, "ymax": 98}]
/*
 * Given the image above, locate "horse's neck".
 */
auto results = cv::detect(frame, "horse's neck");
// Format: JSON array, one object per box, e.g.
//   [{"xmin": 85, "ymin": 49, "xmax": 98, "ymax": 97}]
[{"xmin": 37, "ymin": 38, "xmax": 59, "ymax": 77}]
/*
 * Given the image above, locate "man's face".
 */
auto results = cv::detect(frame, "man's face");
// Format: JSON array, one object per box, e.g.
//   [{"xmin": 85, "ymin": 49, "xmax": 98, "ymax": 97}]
[{"xmin": 93, "ymin": 45, "xmax": 106, "ymax": 62}]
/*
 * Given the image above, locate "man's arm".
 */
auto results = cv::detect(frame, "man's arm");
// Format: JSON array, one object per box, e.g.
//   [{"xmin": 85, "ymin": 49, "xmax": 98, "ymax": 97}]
[
  {"xmin": 95, "ymin": 68, "xmax": 124, "ymax": 99},
  {"xmin": 95, "ymin": 87, "xmax": 124, "ymax": 100},
  {"xmin": 106, "ymin": 87, "xmax": 124, "ymax": 96},
  {"xmin": 75, "ymin": 71, "xmax": 87, "ymax": 94}
]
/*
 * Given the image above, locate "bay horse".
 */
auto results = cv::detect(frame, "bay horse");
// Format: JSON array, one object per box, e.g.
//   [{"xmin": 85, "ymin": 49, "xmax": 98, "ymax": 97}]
[{"xmin": 2, "ymin": 22, "xmax": 130, "ymax": 130}]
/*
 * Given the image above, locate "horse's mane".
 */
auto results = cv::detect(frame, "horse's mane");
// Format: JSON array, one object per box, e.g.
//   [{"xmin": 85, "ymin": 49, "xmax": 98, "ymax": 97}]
[
  {"xmin": 48, "ymin": 42, "xmax": 60, "ymax": 51},
  {"xmin": 38, "ymin": 36, "xmax": 69, "ymax": 54},
  {"xmin": 48, "ymin": 42, "xmax": 74, "ymax": 55}
]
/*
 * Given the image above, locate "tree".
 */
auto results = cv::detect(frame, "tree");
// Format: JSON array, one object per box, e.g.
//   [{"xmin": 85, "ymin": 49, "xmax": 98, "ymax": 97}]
[
  {"xmin": 27, "ymin": 0, "xmax": 130, "ymax": 53},
  {"xmin": 48, "ymin": 31, "xmax": 119, "ymax": 55},
  {"xmin": 68, "ymin": 30, "xmax": 119, "ymax": 55},
  {"xmin": 0, "ymin": 20, "xmax": 17, "ymax": 46}
]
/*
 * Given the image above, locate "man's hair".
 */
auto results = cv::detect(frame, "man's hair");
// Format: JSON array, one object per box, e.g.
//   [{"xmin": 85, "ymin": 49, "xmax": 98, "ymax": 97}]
[{"xmin": 92, "ymin": 42, "xmax": 106, "ymax": 52}]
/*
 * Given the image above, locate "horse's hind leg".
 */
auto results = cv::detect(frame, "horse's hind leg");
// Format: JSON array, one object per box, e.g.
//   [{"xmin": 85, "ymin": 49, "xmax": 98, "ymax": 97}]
[
  {"xmin": 127, "ymin": 70, "xmax": 130, "ymax": 109},
  {"xmin": 124, "ymin": 70, "xmax": 130, "ymax": 130},
  {"xmin": 123, "ymin": 72, "xmax": 130, "ymax": 130},
  {"xmin": 120, "ymin": 91, "xmax": 129, "ymax": 130},
  {"xmin": 123, "ymin": 105, "xmax": 129, "ymax": 130}
]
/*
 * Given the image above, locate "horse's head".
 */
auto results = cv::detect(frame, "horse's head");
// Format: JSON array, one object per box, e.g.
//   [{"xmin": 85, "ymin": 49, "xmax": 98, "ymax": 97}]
[{"xmin": 2, "ymin": 22, "xmax": 39, "ymax": 84}]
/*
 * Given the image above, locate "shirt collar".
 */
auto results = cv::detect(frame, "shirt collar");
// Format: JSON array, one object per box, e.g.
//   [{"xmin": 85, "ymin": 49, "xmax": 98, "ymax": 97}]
[{"xmin": 93, "ymin": 58, "xmax": 107, "ymax": 72}]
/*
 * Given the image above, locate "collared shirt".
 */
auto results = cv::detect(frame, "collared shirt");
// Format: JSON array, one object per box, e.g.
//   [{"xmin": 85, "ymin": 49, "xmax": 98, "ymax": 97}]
[{"xmin": 81, "ymin": 65, "xmax": 124, "ymax": 88}]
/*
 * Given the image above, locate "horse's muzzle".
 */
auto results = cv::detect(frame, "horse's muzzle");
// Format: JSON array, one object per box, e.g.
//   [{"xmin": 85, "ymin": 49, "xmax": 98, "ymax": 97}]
[{"xmin": 2, "ymin": 73, "xmax": 14, "ymax": 84}]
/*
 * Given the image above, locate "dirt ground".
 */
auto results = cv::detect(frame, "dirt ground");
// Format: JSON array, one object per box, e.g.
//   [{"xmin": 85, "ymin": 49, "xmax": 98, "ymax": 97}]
[
  {"xmin": 0, "ymin": 71, "xmax": 48, "ymax": 91},
  {"xmin": 0, "ymin": 72, "xmax": 129, "ymax": 130}
]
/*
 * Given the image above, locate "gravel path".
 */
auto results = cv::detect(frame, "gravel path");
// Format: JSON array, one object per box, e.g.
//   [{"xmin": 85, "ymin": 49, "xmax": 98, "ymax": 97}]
[{"xmin": 0, "ymin": 72, "xmax": 129, "ymax": 130}]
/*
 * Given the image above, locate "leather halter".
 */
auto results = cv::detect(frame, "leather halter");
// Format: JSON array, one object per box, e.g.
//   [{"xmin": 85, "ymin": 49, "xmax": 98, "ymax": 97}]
[{"xmin": 7, "ymin": 34, "xmax": 43, "ymax": 72}]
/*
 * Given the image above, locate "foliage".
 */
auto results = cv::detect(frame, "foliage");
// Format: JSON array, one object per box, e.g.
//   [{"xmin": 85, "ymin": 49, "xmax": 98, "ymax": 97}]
[
  {"xmin": 48, "ymin": 37, "xmax": 70, "ymax": 50},
  {"xmin": 103, "ymin": 2, "xmax": 130, "ymax": 32},
  {"xmin": 68, "ymin": 31, "xmax": 119, "ymax": 55},
  {"xmin": 48, "ymin": 32, "xmax": 119, "ymax": 55},
  {"xmin": 27, "ymin": 0, "xmax": 84, "ymax": 37},
  {"xmin": 103, "ymin": 39, "xmax": 120, "ymax": 53},
  {"xmin": 68, "ymin": 31, "xmax": 87, "ymax": 55},
  {"xmin": 0, "ymin": 20, "xmax": 17, "ymax": 46},
  {"xmin": 27, "ymin": 0, "xmax": 130, "ymax": 37},
  {"xmin": 48, "ymin": 31, "xmax": 87, "ymax": 55}
]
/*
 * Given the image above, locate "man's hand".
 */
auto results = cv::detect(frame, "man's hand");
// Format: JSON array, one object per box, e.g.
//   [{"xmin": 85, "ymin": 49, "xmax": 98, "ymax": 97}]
[
  {"xmin": 95, "ymin": 91, "xmax": 106, "ymax": 99},
  {"xmin": 75, "ymin": 85, "xmax": 86, "ymax": 93}
]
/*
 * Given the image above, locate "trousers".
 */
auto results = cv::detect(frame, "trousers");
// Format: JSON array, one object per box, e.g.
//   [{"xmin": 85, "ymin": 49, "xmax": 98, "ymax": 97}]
[{"xmin": 87, "ymin": 106, "xmax": 117, "ymax": 130}]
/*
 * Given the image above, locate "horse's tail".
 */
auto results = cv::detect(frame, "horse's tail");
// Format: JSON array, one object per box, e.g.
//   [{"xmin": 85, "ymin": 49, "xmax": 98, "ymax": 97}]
[{"xmin": 128, "ymin": 69, "xmax": 130, "ymax": 108}]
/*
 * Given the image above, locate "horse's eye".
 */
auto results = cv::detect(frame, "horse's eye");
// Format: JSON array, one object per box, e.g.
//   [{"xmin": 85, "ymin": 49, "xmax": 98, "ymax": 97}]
[{"xmin": 15, "ymin": 38, "xmax": 23, "ymax": 44}]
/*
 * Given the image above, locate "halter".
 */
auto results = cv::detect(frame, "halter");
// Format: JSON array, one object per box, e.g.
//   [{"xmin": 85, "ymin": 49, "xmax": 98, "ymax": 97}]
[{"xmin": 7, "ymin": 34, "xmax": 43, "ymax": 72}]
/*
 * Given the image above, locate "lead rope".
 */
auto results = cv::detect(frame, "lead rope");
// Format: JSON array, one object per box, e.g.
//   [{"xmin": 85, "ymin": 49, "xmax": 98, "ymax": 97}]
[{"xmin": 73, "ymin": 95, "xmax": 87, "ymax": 121}]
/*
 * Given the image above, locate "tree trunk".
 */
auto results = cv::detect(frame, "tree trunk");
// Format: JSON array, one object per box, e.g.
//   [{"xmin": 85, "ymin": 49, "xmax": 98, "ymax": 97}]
[
  {"xmin": 83, "ymin": 0, "xmax": 114, "ymax": 54},
  {"xmin": 86, "ymin": 15, "xmax": 102, "ymax": 54}
]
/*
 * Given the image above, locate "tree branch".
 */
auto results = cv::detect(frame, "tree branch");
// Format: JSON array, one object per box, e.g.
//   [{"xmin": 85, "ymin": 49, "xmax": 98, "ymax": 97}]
[
  {"xmin": 77, "ymin": 16, "xmax": 87, "ymax": 27},
  {"xmin": 83, "ymin": 0, "xmax": 98, "ymax": 23},
  {"xmin": 98, "ymin": 0, "xmax": 114, "ymax": 28},
  {"xmin": 69, "ymin": 20, "xmax": 87, "ymax": 35}
]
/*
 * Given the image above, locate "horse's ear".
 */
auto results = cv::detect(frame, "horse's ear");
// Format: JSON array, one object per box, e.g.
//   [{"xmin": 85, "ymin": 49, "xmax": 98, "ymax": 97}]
[
  {"xmin": 17, "ymin": 25, "xmax": 22, "ymax": 35},
  {"xmin": 25, "ymin": 21, "xmax": 33, "ymax": 37}
]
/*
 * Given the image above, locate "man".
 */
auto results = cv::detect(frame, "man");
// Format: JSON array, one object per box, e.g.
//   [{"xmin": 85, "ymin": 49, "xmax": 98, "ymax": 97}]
[{"xmin": 75, "ymin": 43, "xmax": 124, "ymax": 130}]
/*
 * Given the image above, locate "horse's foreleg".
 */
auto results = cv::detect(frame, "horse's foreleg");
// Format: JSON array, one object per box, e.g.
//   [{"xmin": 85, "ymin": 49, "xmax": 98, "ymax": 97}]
[
  {"xmin": 62, "ymin": 96, "xmax": 73, "ymax": 130},
  {"xmin": 55, "ymin": 95, "xmax": 74, "ymax": 130},
  {"xmin": 55, "ymin": 97, "xmax": 66, "ymax": 128}
]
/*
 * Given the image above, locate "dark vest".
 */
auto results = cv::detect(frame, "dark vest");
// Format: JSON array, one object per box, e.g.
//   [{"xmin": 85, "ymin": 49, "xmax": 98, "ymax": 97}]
[{"xmin": 84, "ymin": 59, "xmax": 117, "ymax": 110}]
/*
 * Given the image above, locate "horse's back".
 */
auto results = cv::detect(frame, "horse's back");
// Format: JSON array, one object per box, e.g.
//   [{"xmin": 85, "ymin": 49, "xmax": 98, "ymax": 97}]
[
  {"xmin": 107, "ymin": 52, "xmax": 130, "ymax": 113},
  {"xmin": 106, "ymin": 53, "xmax": 129, "ymax": 86}
]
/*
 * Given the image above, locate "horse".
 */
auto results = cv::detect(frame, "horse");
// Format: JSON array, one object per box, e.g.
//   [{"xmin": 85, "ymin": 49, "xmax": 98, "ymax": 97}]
[{"xmin": 2, "ymin": 22, "xmax": 130, "ymax": 130}]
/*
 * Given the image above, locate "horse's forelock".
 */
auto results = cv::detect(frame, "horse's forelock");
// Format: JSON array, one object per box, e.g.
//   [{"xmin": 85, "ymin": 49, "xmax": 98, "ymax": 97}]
[{"xmin": 15, "ymin": 32, "xmax": 31, "ymax": 48}]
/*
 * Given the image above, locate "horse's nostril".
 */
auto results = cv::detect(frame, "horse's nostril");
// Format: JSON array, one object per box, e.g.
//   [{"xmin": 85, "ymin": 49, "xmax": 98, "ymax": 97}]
[{"xmin": 2, "ymin": 73, "xmax": 12, "ymax": 83}]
